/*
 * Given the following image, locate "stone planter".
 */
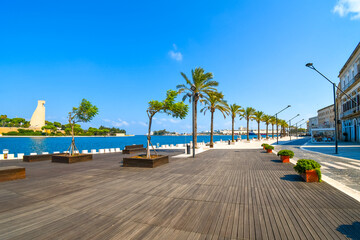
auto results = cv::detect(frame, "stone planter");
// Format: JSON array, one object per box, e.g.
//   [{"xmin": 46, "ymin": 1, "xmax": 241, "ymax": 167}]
[
  {"xmin": 52, "ymin": 154, "xmax": 93, "ymax": 164},
  {"xmin": 280, "ymin": 155, "xmax": 290, "ymax": 163},
  {"xmin": 23, "ymin": 153, "xmax": 61, "ymax": 162},
  {"xmin": 123, "ymin": 155, "xmax": 169, "ymax": 168},
  {"xmin": 301, "ymin": 170, "xmax": 319, "ymax": 182}
]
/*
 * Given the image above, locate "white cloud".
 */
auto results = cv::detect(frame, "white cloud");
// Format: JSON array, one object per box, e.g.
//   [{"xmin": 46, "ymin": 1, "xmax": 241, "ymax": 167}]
[
  {"xmin": 102, "ymin": 118, "xmax": 129, "ymax": 127},
  {"xmin": 138, "ymin": 121, "xmax": 147, "ymax": 127},
  {"xmin": 333, "ymin": 0, "xmax": 360, "ymax": 20},
  {"xmin": 168, "ymin": 44, "xmax": 183, "ymax": 61}
]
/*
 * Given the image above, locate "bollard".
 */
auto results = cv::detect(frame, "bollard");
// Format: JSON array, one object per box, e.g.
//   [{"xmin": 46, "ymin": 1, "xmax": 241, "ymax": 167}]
[
  {"xmin": 228, "ymin": 140, "xmax": 231, "ymax": 145},
  {"xmin": 3, "ymin": 149, "xmax": 9, "ymax": 159},
  {"xmin": 186, "ymin": 144, "xmax": 191, "ymax": 154}
]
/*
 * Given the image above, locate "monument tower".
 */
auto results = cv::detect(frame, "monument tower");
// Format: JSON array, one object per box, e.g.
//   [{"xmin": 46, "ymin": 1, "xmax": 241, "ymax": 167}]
[{"xmin": 30, "ymin": 100, "xmax": 46, "ymax": 129}]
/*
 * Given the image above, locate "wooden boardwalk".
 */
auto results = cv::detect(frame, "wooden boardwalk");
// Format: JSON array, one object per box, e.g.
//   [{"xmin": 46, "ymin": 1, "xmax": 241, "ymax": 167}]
[{"xmin": 0, "ymin": 149, "xmax": 360, "ymax": 239}]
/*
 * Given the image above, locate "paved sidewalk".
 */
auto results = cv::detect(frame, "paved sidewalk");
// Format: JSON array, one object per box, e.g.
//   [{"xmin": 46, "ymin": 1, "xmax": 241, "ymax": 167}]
[{"xmin": 275, "ymin": 138, "xmax": 360, "ymax": 193}]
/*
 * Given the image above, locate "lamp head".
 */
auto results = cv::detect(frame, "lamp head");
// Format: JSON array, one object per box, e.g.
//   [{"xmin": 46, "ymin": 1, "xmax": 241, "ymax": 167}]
[
  {"xmin": 190, "ymin": 85, "xmax": 196, "ymax": 92},
  {"xmin": 297, "ymin": 114, "xmax": 300, "ymax": 116},
  {"xmin": 305, "ymin": 63, "xmax": 313, "ymax": 68},
  {"xmin": 287, "ymin": 105, "xmax": 291, "ymax": 108}
]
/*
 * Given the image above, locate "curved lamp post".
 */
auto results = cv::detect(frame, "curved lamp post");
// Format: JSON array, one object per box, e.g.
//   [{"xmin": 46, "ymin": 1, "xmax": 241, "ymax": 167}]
[
  {"xmin": 274, "ymin": 105, "xmax": 291, "ymax": 144},
  {"xmin": 288, "ymin": 114, "xmax": 300, "ymax": 141},
  {"xmin": 188, "ymin": 85, "xmax": 198, "ymax": 158}
]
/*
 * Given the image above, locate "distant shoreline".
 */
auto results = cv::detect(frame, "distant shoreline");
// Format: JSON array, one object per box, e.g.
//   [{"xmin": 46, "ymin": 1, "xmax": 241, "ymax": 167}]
[{"xmin": 0, "ymin": 135, "xmax": 135, "ymax": 138}]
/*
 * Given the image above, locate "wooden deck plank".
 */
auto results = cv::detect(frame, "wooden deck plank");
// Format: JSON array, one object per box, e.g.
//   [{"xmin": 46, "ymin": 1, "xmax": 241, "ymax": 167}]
[{"xmin": 0, "ymin": 149, "xmax": 359, "ymax": 239}]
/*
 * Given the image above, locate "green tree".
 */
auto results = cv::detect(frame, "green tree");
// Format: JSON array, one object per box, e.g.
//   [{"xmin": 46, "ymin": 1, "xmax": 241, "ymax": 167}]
[
  {"xmin": 146, "ymin": 90, "xmax": 188, "ymax": 158},
  {"xmin": 253, "ymin": 111, "xmax": 264, "ymax": 140},
  {"xmin": 201, "ymin": 92, "xmax": 228, "ymax": 147},
  {"xmin": 224, "ymin": 104, "xmax": 242, "ymax": 142},
  {"xmin": 262, "ymin": 114, "xmax": 271, "ymax": 139},
  {"xmin": 240, "ymin": 107, "xmax": 256, "ymax": 141},
  {"xmin": 67, "ymin": 99, "xmax": 99, "ymax": 155},
  {"xmin": 0, "ymin": 115, "xmax": 7, "ymax": 127},
  {"xmin": 177, "ymin": 67, "xmax": 218, "ymax": 148},
  {"xmin": 54, "ymin": 122, "xmax": 62, "ymax": 128}
]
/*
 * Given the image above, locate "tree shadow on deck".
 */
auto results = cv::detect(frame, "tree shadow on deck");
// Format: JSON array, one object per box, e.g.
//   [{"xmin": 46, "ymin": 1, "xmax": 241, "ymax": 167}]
[
  {"xmin": 337, "ymin": 221, "xmax": 360, "ymax": 240},
  {"xmin": 280, "ymin": 174, "xmax": 303, "ymax": 182}
]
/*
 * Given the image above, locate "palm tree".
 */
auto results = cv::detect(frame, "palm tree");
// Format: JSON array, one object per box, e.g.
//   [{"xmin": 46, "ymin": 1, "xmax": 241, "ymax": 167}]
[
  {"xmin": 278, "ymin": 119, "xmax": 288, "ymax": 137},
  {"xmin": 253, "ymin": 111, "xmax": 264, "ymax": 140},
  {"xmin": 240, "ymin": 107, "xmax": 256, "ymax": 141},
  {"xmin": 270, "ymin": 116, "xmax": 276, "ymax": 139},
  {"xmin": 177, "ymin": 67, "xmax": 218, "ymax": 148},
  {"xmin": 262, "ymin": 114, "xmax": 271, "ymax": 139},
  {"xmin": 200, "ymin": 92, "xmax": 228, "ymax": 148},
  {"xmin": 224, "ymin": 103, "xmax": 242, "ymax": 142}
]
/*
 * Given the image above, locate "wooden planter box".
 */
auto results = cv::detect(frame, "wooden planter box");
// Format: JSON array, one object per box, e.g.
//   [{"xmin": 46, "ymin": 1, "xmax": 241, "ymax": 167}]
[
  {"xmin": 52, "ymin": 154, "xmax": 93, "ymax": 164},
  {"xmin": 280, "ymin": 155, "xmax": 290, "ymax": 163},
  {"xmin": 0, "ymin": 166, "xmax": 26, "ymax": 182},
  {"xmin": 123, "ymin": 155, "xmax": 169, "ymax": 168},
  {"xmin": 23, "ymin": 153, "xmax": 61, "ymax": 162},
  {"xmin": 301, "ymin": 170, "xmax": 319, "ymax": 182},
  {"xmin": 266, "ymin": 149, "xmax": 273, "ymax": 153}
]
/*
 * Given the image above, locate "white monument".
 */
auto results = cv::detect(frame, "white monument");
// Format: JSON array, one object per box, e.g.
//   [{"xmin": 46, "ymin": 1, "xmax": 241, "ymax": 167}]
[{"xmin": 30, "ymin": 100, "xmax": 46, "ymax": 129}]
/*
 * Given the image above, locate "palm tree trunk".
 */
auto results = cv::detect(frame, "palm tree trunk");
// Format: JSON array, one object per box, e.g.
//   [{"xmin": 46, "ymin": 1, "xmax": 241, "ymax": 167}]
[
  {"xmin": 257, "ymin": 121, "xmax": 260, "ymax": 140},
  {"xmin": 231, "ymin": 117, "xmax": 235, "ymax": 142},
  {"xmin": 266, "ymin": 124, "xmax": 268, "ymax": 139},
  {"xmin": 210, "ymin": 110, "xmax": 214, "ymax": 148},
  {"xmin": 247, "ymin": 118, "xmax": 249, "ymax": 141},
  {"xmin": 146, "ymin": 115, "xmax": 153, "ymax": 158},
  {"xmin": 194, "ymin": 98, "xmax": 198, "ymax": 148}
]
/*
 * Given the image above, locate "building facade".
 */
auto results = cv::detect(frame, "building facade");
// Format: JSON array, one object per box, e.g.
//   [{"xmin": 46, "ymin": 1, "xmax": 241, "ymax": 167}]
[
  {"xmin": 338, "ymin": 42, "xmax": 360, "ymax": 142},
  {"xmin": 317, "ymin": 104, "xmax": 335, "ymax": 128},
  {"xmin": 308, "ymin": 116, "xmax": 318, "ymax": 132}
]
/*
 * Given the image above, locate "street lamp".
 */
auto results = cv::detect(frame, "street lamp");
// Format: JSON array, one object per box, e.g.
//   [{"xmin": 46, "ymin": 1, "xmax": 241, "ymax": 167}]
[
  {"xmin": 294, "ymin": 119, "xmax": 305, "ymax": 139},
  {"xmin": 305, "ymin": 63, "xmax": 357, "ymax": 154},
  {"xmin": 288, "ymin": 114, "xmax": 300, "ymax": 141},
  {"xmin": 274, "ymin": 105, "xmax": 291, "ymax": 144},
  {"xmin": 189, "ymin": 85, "xmax": 197, "ymax": 158}
]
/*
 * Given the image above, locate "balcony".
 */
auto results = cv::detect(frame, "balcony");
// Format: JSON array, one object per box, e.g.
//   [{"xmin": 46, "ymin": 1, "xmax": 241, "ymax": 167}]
[{"xmin": 343, "ymin": 72, "xmax": 360, "ymax": 91}]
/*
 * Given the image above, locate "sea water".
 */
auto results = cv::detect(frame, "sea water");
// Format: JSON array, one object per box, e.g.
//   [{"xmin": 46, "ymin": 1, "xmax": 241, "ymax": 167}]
[{"xmin": 0, "ymin": 134, "xmax": 275, "ymax": 155}]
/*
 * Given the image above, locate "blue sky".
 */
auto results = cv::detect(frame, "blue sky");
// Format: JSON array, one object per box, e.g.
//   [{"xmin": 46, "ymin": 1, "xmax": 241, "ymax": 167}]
[{"xmin": 1, "ymin": 0, "xmax": 360, "ymax": 134}]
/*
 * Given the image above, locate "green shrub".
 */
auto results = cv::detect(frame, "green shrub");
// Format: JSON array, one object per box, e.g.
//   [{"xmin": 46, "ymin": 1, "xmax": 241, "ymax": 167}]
[
  {"xmin": 265, "ymin": 145, "xmax": 274, "ymax": 150},
  {"xmin": 277, "ymin": 150, "xmax": 294, "ymax": 158},
  {"xmin": 294, "ymin": 159, "xmax": 322, "ymax": 182},
  {"xmin": 261, "ymin": 143, "xmax": 269, "ymax": 147}
]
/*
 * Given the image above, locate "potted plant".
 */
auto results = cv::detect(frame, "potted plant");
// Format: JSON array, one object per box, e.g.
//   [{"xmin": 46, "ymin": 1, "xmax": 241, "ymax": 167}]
[
  {"xmin": 52, "ymin": 99, "xmax": 98, "ymax": 164},
  {"xmin": 261, "ymin": 143, "xmax": 269, "ymax": 150},
  {"xmin": 265, "ymin": 145, "xmax": 274, "ymax": 153},
  {"xmin": 277, "ymin": 149, "xmax": 294, "ymax": 163},
  {"xmin": 294, "ymin": 159, "xmax": 321, "ymax": 182},
  {"xmin": 123, "ymin": 90, "xmax": 188, "ymax": 168}
]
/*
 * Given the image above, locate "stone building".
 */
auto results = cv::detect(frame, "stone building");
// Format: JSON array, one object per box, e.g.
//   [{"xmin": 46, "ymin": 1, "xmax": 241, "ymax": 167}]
[
  {"xmin": 317, "ymin": 104, "xmax": 335, "ymax": 128},
  {"xmin": 338, "ymin": 42, "xmax": 360, "ymax": 142}
]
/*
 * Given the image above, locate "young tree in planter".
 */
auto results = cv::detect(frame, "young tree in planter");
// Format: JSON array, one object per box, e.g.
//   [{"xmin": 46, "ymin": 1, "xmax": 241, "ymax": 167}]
[
  {"xmin": 177, "ymin": 67, "xmax": 218, "ymax": 148},
  {"xmin": 240, "ymin": 107, "xmax": 256, "ymax": 141},
  {"xmin": 270, "ymin": 117, "xmax": 276, "ymax": 139},
  {"xmin": 200, "ymin": 92, "xmax": 228, "ymax": 148},
  {"xmin": 146, "ymin": 90, "xmax": 188, "ymax": 158},
  {"xmin": 262, "ymin": 114, "xmax": 271, "ymax": 139},
  {"xmin": 224, "ymin": 103, "xmax": 242, "ymax": 142},
  {"xmin": 253, "ymin": 111, "xmax": 264, "ymax": 140},
  {"xmin": 67, "ymin": 99, "xmax": 98, "ymax": 155}
]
